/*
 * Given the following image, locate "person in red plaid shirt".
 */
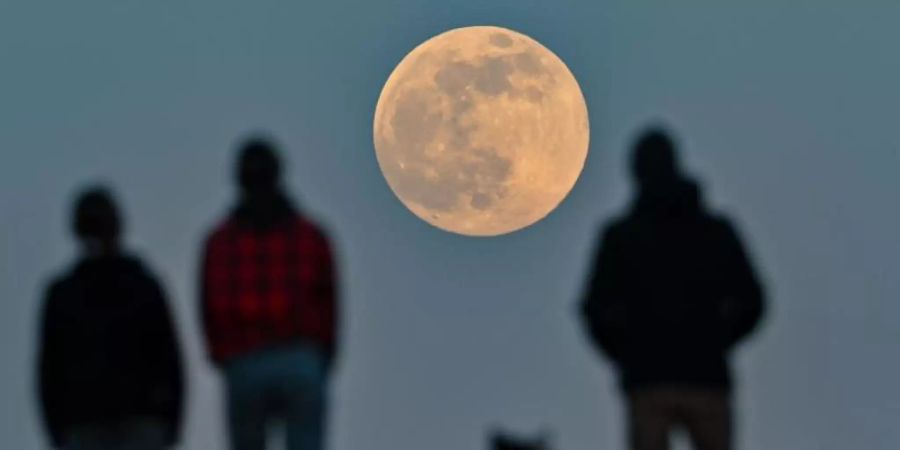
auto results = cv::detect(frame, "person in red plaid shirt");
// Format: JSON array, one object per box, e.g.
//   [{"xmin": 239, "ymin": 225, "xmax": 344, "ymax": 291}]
[{"xmin": 200, "ymin": 137, "xmax": 339, "ymax": 450}]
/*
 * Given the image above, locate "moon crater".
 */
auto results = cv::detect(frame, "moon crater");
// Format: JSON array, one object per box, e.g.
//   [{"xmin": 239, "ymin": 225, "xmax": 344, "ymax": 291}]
[{"xmin": 374, "ymin": 26, "xmax": 589, "ymax": 236}]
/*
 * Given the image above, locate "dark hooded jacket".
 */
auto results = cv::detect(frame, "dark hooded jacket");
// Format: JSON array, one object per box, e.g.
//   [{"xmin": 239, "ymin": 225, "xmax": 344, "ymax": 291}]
[
  {"xmin": 37, "ymin": 255, "xmax": 184, "ymax": 447},
  {"xmin": 580, "ymin": 178, "xmax": 765, "ymax": 391}
]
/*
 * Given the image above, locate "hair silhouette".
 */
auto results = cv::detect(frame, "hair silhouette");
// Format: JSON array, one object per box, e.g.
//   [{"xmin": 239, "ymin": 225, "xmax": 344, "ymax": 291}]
[
  {"xmin": 631, "ymin": 127, "xmax": 679, "ymax": 182},
  {"xmin": 231, "ymin": 135, "xmax": 297, "ymax": 231},
  {"xmin": 72, "ymin": 186, "xmax": 121, "ymax": 244},
  {"xmin": 237, "ymin": 136, "xmax": 283, "ymax": 195}
]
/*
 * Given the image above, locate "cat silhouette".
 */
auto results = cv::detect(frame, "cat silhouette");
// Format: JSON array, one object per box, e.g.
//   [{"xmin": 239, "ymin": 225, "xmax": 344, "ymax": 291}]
[{"xmin": 491, "ymin": 430, "xmax": 551, "ymax": 450}]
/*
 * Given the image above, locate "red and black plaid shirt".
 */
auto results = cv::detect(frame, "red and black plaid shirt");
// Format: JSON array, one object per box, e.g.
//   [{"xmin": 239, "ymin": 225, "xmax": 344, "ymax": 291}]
[{"xmin": 201, "ymin": 215, "xmax": 337, "ymax": 364}]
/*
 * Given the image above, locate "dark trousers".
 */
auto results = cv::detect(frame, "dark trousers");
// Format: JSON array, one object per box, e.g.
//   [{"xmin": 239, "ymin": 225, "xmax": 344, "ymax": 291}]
[
  {"xmin": 64, "ymin": 418, "xmax": 168, "ymax": 450},
  {"xmin": 627, "ymin": 387, "xmax": 731, "ymax": 450}
]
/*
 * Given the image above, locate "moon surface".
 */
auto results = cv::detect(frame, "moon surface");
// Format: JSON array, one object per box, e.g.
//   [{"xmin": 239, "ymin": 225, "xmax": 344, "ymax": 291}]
[{"xmin": 374, "ymin": 26, "xmax": 589, "ymax": 236}]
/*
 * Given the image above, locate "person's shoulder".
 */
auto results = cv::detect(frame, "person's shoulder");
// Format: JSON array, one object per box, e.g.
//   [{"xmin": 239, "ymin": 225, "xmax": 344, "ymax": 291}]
[
  {"xmin": 293, "ymin": 215, "xmax": 333, "ymax": 242},
  {"xmin": 700, "ymin": 208, "xmax": 742, "ymax": 238},
  {"xmin": 39, "ymin": 274, "xmax": 69, "ymax": 319},
  {"xmin": 41, "ymin": 260, "xmax": 86, "ymax": 307},
  {"xmin": 600, "ymin": 212, "xmax": 636, "ymax": 241},
  {"xmin": 701, "ymin": 205, "xmax": 733, "ymax": 226},
  {"xmin": 204, "ymin": 216, "xmax": 239, "ymax": 246},
  {"xmin": 605, "ymin": 215, "xmax": 630, "ymax": 232},
  {"xmin": 119, "ymin": 253, "xmax": 161, "ymax": 281},
  {"xmin": 43, "ymin": 269, "xmax": 74, "ymax": 304}
]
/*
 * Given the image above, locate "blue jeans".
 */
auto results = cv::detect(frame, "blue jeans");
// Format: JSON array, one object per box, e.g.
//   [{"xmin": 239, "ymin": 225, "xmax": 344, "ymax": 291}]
[
  {"xmin": 224, "ymin": 344, "xmax": 327, "ymax": 450},
  {"xmin": 65, "ymin": 418, "xmax": 168, "ymax": 450}
]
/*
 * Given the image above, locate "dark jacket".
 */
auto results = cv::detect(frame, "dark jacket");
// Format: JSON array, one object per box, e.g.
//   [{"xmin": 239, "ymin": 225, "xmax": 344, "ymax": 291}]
[
  {"xmin": 37, "ymin": 255, "xmax": 184, "ymax": 447},
  {"xmin": 580, "ymin": 179, "xmax": 765, "ymax": 391}
]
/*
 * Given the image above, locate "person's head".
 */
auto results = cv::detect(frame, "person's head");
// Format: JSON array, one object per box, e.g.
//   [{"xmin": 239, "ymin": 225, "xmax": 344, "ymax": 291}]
[
  {"xmin": 72, "ymin": 185, "xmax": 122, "ymax": 255},
  {"xmin": 630, "ymin": 125, "xmax": 682, "ymax": 190},
  {"xmin": 236, "ymin": 136, "xmax": 283, "ymax": 196}
]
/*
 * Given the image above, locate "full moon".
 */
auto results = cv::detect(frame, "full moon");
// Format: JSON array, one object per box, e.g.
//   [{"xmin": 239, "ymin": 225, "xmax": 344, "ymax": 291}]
[{"xmin": 373, "ymin": 26, "xmax": 589, "ymax": 236}]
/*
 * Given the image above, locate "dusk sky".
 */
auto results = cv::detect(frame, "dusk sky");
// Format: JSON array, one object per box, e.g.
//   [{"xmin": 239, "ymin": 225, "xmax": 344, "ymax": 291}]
[{"xmin": 2, "ymin": 1, "xmax": 899, "ymax": 449}]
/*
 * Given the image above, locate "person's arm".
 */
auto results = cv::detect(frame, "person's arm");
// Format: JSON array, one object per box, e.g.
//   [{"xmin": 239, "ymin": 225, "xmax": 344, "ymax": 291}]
[
  {"xmin": 199, "ymin": 234, "xmax": 222, "ymax": 366},
  {"xmin": 37, "ymin": 284, "xmax": 65, "ymax": 448},
  {"xmin": 718, "ymin": 221, "xmax": 766, "ymax": 349},
  {"xmin": 316, "ymin": 231, "xmax": 339, "ymax": 372},
  {"xmin": 147, "ymin": 278, "xmax": 185, "ymax": 446},
  {"xmin": 579, "ymin": 227, "xmax": 628, "ymax": 363}
]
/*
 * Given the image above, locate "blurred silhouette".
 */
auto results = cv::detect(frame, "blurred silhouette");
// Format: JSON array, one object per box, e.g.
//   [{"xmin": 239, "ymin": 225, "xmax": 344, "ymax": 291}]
[
  {"xmin": 200, "ymin": 136, "xmax": 339, "ymax": 450},
  {"xmin": 579, "ymin": 126, "xmax": 765, "ymax": 450},
  {"xmin": 491, "ymin": 429, "xmax": 552, "ymax": 450},
  {"xmin": 36, "ymin": 186, "xmax": 184, "ymax": 450}
]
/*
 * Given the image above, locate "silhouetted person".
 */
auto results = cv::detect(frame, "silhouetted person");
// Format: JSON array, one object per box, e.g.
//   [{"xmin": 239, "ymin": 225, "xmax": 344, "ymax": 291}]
[
  {"xmin": 200, "ymin": 137, "xmax": 339, "ymax": 450},
  {"xmin": 580, "ymin": 127, "xmax": 765, "ymax": 450},
  {"xmin": 37, "ymin": 186, "xmax": 184, "ymax": 450}
]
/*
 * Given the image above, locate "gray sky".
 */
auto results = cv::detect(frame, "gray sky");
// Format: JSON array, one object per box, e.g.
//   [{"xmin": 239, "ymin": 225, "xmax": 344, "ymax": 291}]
[{"xmin": 2, "ymin": 1, "xmax": 899, "ymax": 449}]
